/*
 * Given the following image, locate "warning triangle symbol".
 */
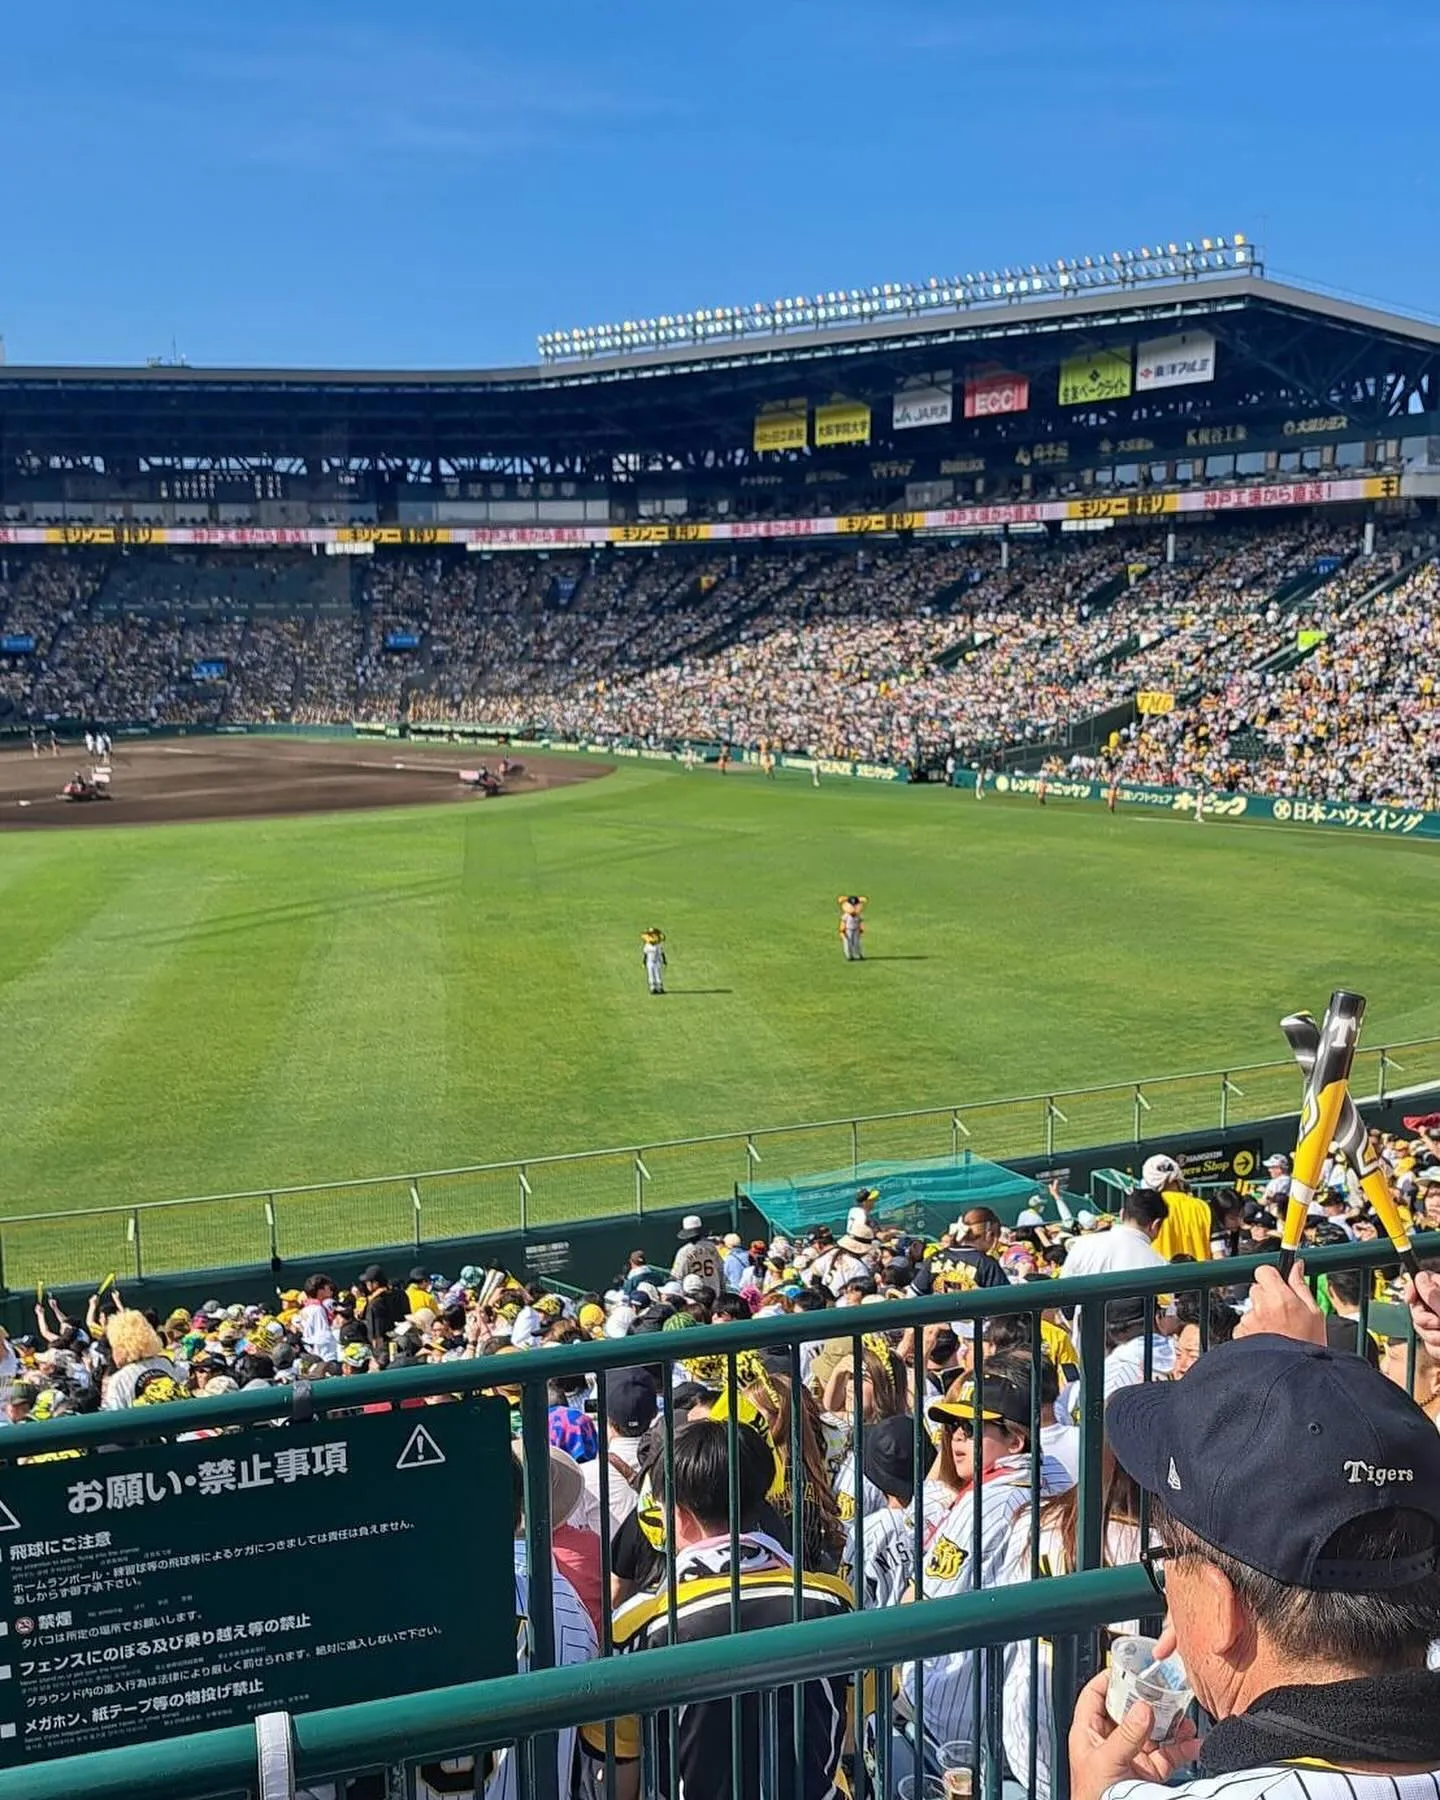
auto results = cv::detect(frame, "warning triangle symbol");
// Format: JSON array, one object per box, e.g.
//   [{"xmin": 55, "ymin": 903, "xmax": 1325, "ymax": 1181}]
[
  {"xmin": 395, "ymin": 1425, "xmax": 447, "ymax": 1471},
  {"xmin": 0, "ymin": 1499, "xmax": 21, "ymax": 1533}
]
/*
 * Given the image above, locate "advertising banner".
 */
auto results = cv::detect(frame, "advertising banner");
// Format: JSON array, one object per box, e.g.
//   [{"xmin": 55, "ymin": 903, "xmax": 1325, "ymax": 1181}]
[
  {"xmin": 0, "ymin": 635, "xmax": 36, "ymax": 654},
  {"xmin": 1058, "ymin": 347, "xmax": 1133, "ymax": 406},
  {"xmin": 963, "ymin": 371, "xmax": 1030, "ymax": 418},
  {"xmin": 1135, "ymin": 330, "xmax": 1217, "ymax": 391},
  {"xmin": 753, "ymin": 403, "xmax": 809, "ymax": 452},
  {"xmin": 1136, "ymin": 690, "xmax": 1176, "ymax": 714},
  {"xmin": 893, "ymin": 382, "xmax": 954, "ymax": 430},
  {"xmin": 1178, "ymin": 1138, "xmax": 1263, "ymax": 1183},
  {"xmin": 956, "ymin": 768, "xmax": 1440, "ymax": 840},
  {"xmin": 814, "ymin": 400, "xmax": 872, "ymax": 447},
  {"xmin": 0, "ymin": 476, "xmax": 1406, "ymax": 555}
]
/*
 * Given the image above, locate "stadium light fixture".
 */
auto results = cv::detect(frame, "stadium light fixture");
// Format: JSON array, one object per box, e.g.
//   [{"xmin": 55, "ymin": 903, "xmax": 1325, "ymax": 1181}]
[{"xmin": 535, "ymin": 232, "xmax": 1262, "ymax": 360}]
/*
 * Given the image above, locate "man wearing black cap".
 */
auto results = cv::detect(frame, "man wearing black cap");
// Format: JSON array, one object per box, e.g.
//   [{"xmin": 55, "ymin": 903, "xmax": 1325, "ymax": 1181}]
[
  {"xmin": 844, "ymin": 1414, "xmax": 916, "ymax": 1611},
  {"xmin": 357, "ymin": 1266, "xmax": 408, "ymax": 1365},
  {"xmin": 582, "ymin": 1367, "xmax": 659, "ymax": 1539},
  {"xmin": 1068, "ymin": 1331, "xmax": 1440, "ymax": 1800}
]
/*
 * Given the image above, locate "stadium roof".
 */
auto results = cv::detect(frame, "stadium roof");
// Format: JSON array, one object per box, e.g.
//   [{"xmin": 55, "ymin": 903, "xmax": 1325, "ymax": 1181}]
[{"xmin": 3, "ymin": 275, "xmax": 1439, "ymax": 467}]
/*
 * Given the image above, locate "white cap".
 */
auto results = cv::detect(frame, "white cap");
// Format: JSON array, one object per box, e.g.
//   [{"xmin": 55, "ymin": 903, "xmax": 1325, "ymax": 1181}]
[
  {"xmin": 681, "ymin": 1273, "xmax": 708, "ymax": 1296},
  {"xmin": 681, "ymin": 1213, "xmax": 704, "ymax": 1232},
  {"xmin": 1015, "ymin": 1208, "xmax": 1044, "ymax": 1228},
  {"xmin": 1141, "ymin": 1154, "xmax": 1182, "ymax": 1190},
  {"xmin": 1077, "ymin": 1209, "xmax": 1098, "ymax": 1229}
]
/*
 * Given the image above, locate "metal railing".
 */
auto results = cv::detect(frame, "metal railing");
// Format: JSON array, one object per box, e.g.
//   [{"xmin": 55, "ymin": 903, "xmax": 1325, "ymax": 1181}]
[
  {"xmin": 0, "ymin": 1237, "xmax": 1425, "ymax": 1800},
  {"xmin": 0, "ymin": 1037, "xmax": 1430, "ymax": 1288}
]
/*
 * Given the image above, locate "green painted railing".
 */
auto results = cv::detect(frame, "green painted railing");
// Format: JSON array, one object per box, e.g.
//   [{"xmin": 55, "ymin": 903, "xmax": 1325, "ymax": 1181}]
[
  {"xmin": 0, "ymin": 1238, "xmax": 1424, "ymax": 1800},
  {"xmin": 0, "ymin": 1036, "xmax": 1432, "ymax": 1286}
]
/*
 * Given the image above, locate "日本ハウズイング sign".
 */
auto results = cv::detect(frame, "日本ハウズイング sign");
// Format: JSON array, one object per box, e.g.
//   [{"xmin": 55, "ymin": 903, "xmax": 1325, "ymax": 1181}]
[{"xmin": 0, "ymin": 1401, "xmax": 514, "ymax": 1767}]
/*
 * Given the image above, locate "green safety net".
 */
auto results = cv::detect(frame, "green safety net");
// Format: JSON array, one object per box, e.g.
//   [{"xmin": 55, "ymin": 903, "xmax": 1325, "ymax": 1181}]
[{"xmin": 746, "ymin": 1151, "xmax": 1041, "ymax": 1242}]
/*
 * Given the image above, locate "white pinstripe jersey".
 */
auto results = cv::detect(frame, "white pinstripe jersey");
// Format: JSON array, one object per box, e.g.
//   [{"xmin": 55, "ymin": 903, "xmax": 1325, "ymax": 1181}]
[
  {"xmin": 900, "ymin": 1451, "xmax": 1072, "ymax": 1753},
  {"xmin": 841, "ymin": 1502, "xmax": 913, "ymax": 1612},
  {"xmin": 1109, "ymin": 1769, "xmax": 1440, "ymax": 1800},
  {"xmin": 997, "ymin": 1516, "xmax": 1140, "ymax": 1800},
  {"xmin": 476, "ymin": 1545, "xmax": 598, "ymax": 1800}
]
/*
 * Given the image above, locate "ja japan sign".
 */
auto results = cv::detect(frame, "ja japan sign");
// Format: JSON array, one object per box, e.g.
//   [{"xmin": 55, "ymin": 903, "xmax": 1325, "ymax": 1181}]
[{"xmin": 0, "ymin": 1399, "xmax": 515, "ymax": 1767}]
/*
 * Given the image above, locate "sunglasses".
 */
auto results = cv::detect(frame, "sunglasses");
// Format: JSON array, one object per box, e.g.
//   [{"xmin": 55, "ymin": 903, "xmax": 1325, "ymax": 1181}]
[{"xmin": 1139, "ymin": 1543, "xmax": 1185, "ymax": 1597}]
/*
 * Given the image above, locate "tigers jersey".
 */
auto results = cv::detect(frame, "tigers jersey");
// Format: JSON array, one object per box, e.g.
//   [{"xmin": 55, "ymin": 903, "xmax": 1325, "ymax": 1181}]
[
  {"xmin": 1110, "ymin": 1771, "xmax": 1440, "ymax": 1800},
  {"xmin": 997, "ymin": 1516, "xmax": 1140, "ymax": 1800},
  {"xmin": 841, "ymin": 1502, "xmax": 912, "ymax": 1612},
  {"xmin": 900, "ymin": 1452, "xmax": 1072, "ymax": 1754},
  {"xmin": 585, "ymin": 1533, "xmax": 854, "ymax": 1800}
]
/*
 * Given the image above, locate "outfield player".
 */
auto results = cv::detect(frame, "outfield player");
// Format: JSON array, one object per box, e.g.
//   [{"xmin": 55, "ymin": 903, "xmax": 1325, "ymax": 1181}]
[
  {"xmin": 640, "ymin": 926, "xmax": 666, "ymax": 994},
  {"xmin": 1068, "ymin": 1331, "xmax": 1440, "ymax": 1800},
  {"xmin": 837, "ymin": 894, "xmax": 867, "ymax": 961},
  {"xmin": 1106, "ymin": 775, "xmax": 1119, "ymax": 813}
]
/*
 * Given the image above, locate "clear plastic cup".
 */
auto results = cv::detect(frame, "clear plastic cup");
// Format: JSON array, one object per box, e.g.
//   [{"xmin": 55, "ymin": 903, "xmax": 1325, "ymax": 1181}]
[
  {"xmin": 897, "ymin": 1778, "xmax": 946, "ymax": 1800},
  {"xmin": 1105, "ymin": 1634, "xmax": 1193, "ymax": 1744},
  {"xmin": 938, "ymin": 1739, "xmax": 976, "ymax": 1798}
]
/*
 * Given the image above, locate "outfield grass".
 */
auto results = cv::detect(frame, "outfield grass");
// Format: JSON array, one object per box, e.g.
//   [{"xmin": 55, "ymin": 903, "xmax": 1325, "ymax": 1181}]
[{"xmin": 3, "ymin": 761, "xmax": 1439, "ymax": 1277}]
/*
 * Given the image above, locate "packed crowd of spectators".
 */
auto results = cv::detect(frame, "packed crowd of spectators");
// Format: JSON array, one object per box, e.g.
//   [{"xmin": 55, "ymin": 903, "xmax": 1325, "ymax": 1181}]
[
  {"xmin": 1107, "ymin": 548, "xmax": 1440, "ymax": 808},
  {"xmin": 2, "ymin": 521, "xmax": 1434, "ymax": 805},
  {"xmin": 9, "ymin": 1128, "xmax": 1440, "ymax": 1797}
]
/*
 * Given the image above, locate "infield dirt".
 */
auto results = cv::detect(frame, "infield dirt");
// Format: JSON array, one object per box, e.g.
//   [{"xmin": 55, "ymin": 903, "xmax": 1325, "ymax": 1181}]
[{"xmin": 0, "ymin": 736, "xmax": 611, "ymax": 829}]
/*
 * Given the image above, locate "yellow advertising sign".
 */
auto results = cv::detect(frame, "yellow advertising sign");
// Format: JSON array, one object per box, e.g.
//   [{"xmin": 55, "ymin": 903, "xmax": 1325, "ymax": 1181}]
[
  {"xmin": 753, "ymin": 404, "xmax": 808, "ymax": 452},
  {"xmin": 836, "ymin": 511, "xmax": 923, "ymax": 535},
  {"xmin": 1137, "ymin": 690, "xmax": 1176, "ymax": 715},
  {"xmin": 1064, "ymin": 493, "xmax": 1176, "ymax": 521},
  {"xmin": 608, "ymin": 522, "xmax": 711, "ymax": 545},
  {"xmin": 814, "ymin": 400, "xmax": 872, "ymax": 447},
  {"xmin": 1058, "ymin": 348, "xmax": 1132, "ymax": 406}
]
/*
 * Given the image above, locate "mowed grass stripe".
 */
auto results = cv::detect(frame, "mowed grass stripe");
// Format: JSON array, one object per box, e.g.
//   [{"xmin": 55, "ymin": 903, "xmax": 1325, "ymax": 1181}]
[
  {"xmin": 24, "ymin": 830, "xmax": 341, "ymax": 1220},
  {"xmin": 0, "ymin": 849, "xmax": 220, "ymax": 1198},
  {"xmin": 243, "ymin": 820, "xmax": 460, "ymax": 1189},
  {"xmin": 0, "ymin": 842, "xmax": 132, "ymax": 1003}
]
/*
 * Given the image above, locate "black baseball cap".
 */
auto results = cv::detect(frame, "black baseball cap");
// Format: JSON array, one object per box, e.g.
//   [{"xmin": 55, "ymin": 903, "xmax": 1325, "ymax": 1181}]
[
  {"xmin": 929, "ymin": 1374, "xmax": 1030, "ymax": 1432},
  {"xmin": 604, "ymin": 1368, "xmax": 659, "ymax": 1434},
  {"xmin": 1109, "ymin": 1336, "xmax": 1440, "ymax": 1590},
  {"xmin": 863, "ymin": 1415, "xmax": 916, "ymax": 1505}
]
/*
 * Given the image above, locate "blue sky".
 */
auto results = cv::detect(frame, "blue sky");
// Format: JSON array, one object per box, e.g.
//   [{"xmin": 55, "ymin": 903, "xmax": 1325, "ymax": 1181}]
[{"xmin": 2, "ymin": 1, "xmax": 1435, "ymax": 369}]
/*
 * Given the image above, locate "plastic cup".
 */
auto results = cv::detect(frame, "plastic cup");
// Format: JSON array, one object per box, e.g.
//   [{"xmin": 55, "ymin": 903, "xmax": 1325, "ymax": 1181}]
[
  {"xmin": 938, "ymin": 1739, "xmax": 976, "ymax": 1798},
  {"xmin": 1105, "ymin": 1634, "xmax": 1193, "ymax": 1744},
  {"xmin": 897, "ymin": 1779, "xmax": 946, "ymax": 1800}
]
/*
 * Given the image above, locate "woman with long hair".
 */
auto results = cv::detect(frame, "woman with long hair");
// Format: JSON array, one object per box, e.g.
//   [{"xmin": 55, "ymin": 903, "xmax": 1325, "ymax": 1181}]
[
  {"xmin": 743, "ymin": 1368, "xmax": 846, "ymax": 1571},
  {"xmin": 996, "ymin": 1449, "xmax": 1144, "ymax": 1800}
]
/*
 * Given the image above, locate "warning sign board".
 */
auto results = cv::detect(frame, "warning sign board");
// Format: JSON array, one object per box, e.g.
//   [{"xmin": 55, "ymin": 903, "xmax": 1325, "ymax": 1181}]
[{"xmin": 0, "ymin": 1400, "xmax": 514, "ymax": 1768}]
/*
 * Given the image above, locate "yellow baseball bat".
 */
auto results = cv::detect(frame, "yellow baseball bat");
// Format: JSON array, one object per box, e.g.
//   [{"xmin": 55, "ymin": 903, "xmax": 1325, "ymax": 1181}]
[
  {"xmin": 1282, "ymin": 1009, "xmax": 1418, "ymax": 1274},
  {"xmin": 1278, "ymin": 991, "xmax": 1365, "ymax": 1278}
]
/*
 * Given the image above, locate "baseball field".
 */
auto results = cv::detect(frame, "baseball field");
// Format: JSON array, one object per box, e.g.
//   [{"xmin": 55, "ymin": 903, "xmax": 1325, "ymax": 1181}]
[{"xmin": 3, "ymin": 737, "xmax": 1438, "ymax": 1276}]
